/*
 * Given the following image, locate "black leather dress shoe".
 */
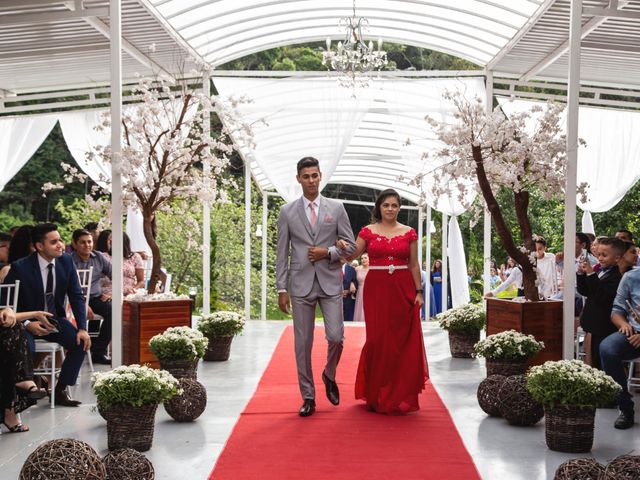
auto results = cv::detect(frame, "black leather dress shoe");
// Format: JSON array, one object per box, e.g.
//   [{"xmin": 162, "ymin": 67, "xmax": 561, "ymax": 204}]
[
  {"xmin": 322, "ymin": 371, "xmax": 340, "ymax": 406},
  {"xmin": 91, "ymin": 353, "xmax": 112, "ymax": 365},
  {"xmin": 299, "ymin": 399, "xmax": 316, "ymax": 417},
  {"xmin": 54, "ymin": 388, "xmax": 81, "ymax": 407},
  {"xmin": 614, "ymin": 410, "xmax": 635, "ymax": 429}
]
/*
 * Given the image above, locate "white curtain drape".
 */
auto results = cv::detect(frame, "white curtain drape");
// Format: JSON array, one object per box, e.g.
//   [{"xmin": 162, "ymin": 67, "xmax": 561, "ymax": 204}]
[
  {"xmin": 213, "ymin": 77, "xmax": 371, "ymax": 202},
  {"xmin": 447, "ymin": 216, "xmax": 471, "ymax": 306},
  {"xmin": 498, "ymin": 98, "xmax": 640, "ymax": 214},
  {"xmin": 0, "ymin": 115, "xmax": 58, "ymax": 191}
]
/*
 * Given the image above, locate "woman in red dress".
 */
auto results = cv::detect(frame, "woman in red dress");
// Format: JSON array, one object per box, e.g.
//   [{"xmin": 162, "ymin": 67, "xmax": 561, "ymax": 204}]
[{"xmin": 343, "ymin": 189, "xmax": 428, "ymax": 414}]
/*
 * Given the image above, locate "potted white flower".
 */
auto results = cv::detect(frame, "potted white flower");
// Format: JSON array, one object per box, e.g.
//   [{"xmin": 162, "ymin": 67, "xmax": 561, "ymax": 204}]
[
  {"xmin": 526, "ymin": 360, "xmax": 621, "ymax": 453},
  {"xmin": 474, "ymin": 330, "xmax": 544, "ymax": 376},
  {"xmin": 197, "ymin": 311, "xmax": 245, "ymax": 361},
  {"xmin": 437, "ymin": 303, "xmax": 486, "ymax": 358},
  {"xmin": 149, "ymin": 326, "xmax": 208, "ymax": 379},
  {"xmin": 92, "ymin": 365, "xmax": 180, "ymax": 451}
]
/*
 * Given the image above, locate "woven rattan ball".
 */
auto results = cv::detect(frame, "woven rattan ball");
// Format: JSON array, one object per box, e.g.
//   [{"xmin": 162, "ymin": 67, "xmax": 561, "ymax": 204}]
[
  {"xmin": 103, "ymin": 448, "xmax": 155, "ymax": 480},
  {"xmin": 497, "ymin": 374, "xmax": 543, "ymax": 426},
  {"xmin": 164, "ymin": 378, "xmax": 207, "ymax": 422},
  {"xmin": 553, "ymin": 458, "xmax": 604, "ymax": 480},
  {"xmin": 19, "ymin": 438, "xmax": 106, "ymax": 480},
  {"xmin": 477, "ymin": 374, "xmax": 507, "ymax": 417},
  {"xmin": 602, "ymin": 455, "xmax": 640, "ymax": 479}
]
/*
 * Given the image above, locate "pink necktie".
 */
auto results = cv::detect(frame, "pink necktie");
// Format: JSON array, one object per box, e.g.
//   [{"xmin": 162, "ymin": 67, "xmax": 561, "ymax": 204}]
[{"xmin": 309, "ymin": 202, "xmax": 317, "ymax": 227}]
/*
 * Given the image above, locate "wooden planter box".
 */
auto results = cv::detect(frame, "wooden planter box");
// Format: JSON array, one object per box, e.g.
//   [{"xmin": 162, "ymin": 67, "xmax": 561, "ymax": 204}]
[
  {"xmin": 122, "ymin": 299, "xmax": 192, "ymax": 368},
  {"xmin": 485, "ymin": 298, "xmax": 563, "ymax": 366}
]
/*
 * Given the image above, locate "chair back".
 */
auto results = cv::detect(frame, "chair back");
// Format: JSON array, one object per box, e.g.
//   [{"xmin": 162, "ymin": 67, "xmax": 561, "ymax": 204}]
[
  {"xmin": 76, "ymin": 267, "xmax": 93, "ymax": 312},
  {"xmin": 0, "ymin": 280, "xmax": 20, "ymax": 310}
]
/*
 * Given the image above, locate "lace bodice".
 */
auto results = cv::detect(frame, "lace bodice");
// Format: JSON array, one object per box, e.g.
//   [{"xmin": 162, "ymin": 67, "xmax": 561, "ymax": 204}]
[{"xmin": 358, "ymin": 226, "xmax": 418, "ymax": 267}]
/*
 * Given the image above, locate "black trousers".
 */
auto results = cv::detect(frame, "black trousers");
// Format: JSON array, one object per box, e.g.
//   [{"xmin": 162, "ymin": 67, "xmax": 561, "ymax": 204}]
[{"xmin": 89, "ymin": 296, "xmax": 112, "ymax": 355}]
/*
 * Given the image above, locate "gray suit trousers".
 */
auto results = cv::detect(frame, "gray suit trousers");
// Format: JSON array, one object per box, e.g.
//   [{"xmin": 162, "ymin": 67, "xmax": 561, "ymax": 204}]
[{"xmin": 291, "ymin": 276, "xmax": 344, "ymax": 400}]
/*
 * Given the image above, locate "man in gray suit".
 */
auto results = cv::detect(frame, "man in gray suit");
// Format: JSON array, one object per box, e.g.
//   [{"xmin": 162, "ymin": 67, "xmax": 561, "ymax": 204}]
[{"xmin": 276, "ymin": 157, "xmax": 356, "ymax": 417}]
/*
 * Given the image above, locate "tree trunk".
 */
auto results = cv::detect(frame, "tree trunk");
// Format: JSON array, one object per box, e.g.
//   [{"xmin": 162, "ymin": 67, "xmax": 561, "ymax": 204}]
[
  {"xmin": 142, "ymin": 210, "xmax": 161, "ymax": 294},
  {"xmin": 472, "ymin": 145, "xmax": 539, "ymax": 301}
]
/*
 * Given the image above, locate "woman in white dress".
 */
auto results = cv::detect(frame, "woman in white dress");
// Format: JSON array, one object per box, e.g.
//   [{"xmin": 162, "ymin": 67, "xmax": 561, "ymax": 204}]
[{"xmin": 353, "ymin": 253, "xmax": 369, "ymax": 322}]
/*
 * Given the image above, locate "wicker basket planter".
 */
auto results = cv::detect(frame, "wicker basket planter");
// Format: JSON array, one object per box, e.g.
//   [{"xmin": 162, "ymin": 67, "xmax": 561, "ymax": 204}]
[
  {"xmin": 204, "ymin": 335, "xmax": 234, "ymax": 361},
  {"xmin": 448, "ymin": 330, "xmax": 480, "ymax": 358},
  {"xmin": 159, "ymin": 358, "xmax": 199, "ymax": 380},
  {"xmin": 544, "ymin": 405, "xmax": 595, "ymax": 453},
  {"xmin": 477, "ymin": 374, "xmax": 507, "ymax": 417},
  {"xmin": 497, "ymin": 375, "xmax": 543, "ymax": 426},
  {"xmin": 486, "ymin": 358, "xmax": 528, "ymax": 377},
  {"xmin": 103, "ymin": 403, "xmax": 159, "ymax": 452},
  {"xmin": 553, "ymin": 458, "xmax": 604, "ymax": 480}
]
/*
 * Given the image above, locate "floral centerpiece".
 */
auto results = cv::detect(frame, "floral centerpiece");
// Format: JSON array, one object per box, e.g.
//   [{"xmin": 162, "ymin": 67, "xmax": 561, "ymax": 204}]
[
  {"xmin": 474, "ymin": 330, "xmax": 544, "ymax": 376},
  {"xmin": 92, "ymin": 365, "xmax": 180, "ymax": 451},
  {"xmin": 197, "ymin": 311, "xmax": 245, "ymax": 361},
  {"xmin": 437, "ymin": 303, "xmax": 486, "ymax": 358},
  {"xmin": 526, "ymin": 360, "xmax": 621, "ymax": 453},
  {"xmin": 149, "ymin": 326, "xmax": 209, "ymax": 379},
  {"xmin": 125, "ymin": 290, "xmax": 189, "ymax": 302}
]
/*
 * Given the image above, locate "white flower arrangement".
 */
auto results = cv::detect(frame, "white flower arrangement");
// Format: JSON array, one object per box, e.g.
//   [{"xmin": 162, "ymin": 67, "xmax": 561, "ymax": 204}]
[
  {"xmin": 474, "ymin": 329, "xmax": 544, "ymax": 360},
  {"xmin": 526, "ymin": 359, "xmax": 621, "ymax": 408},
  {"xmin": 437, "ymin": 303, "xmax": 486, "ymax": 332},
  {"xmin": 92, "ymin": 364, "xmax": 181, "ymax": 408},
  {"xmin": 197, "ymin": 311, "xmax": 245, "ymax": 337},
  {"xmin": 149, "ymin": 326, "xmax": 208, "ymax": 361},
  {"xmin": 125, "ymin": 289, "xmax": 189, "ymax": 302}
]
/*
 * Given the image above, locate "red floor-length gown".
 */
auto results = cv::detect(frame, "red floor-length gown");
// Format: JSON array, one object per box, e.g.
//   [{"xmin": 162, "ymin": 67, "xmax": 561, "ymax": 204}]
[{"xmin": 354, "ymin": 227, "xmax": 429, "ymax": 414}]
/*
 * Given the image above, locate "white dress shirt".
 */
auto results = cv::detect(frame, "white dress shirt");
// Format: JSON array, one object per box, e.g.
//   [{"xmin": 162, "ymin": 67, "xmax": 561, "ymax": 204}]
[{"xmin": 302, "ymin": 195, "xmax": 320, "ymax": 224}]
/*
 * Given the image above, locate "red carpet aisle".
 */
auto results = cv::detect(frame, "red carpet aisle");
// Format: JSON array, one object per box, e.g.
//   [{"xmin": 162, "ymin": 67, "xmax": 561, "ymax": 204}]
[{"xmin": 209, "ymin": 326, "xmax": 480, "ymax": 480}]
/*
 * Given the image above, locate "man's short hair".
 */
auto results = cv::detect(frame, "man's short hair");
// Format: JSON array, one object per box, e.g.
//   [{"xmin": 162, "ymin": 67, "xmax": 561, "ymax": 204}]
[
  {"xmin": 622, "ymin": 240, "xmax": 636, "ymax": 253},
  {"xmin": 534, "ymin": 236, "xmax": 547, "ymax": 247},
  {"xmin": 598, "ymin": 236, "xmax": 626, "ymax": 255},
  {"xmin": 72, "ymin": 229, "xmax": 92, "ymax": 242},
  {"xmin": 0, "ymin": 232, "xmax": 11, "ymax": 243},
  {"xmin": 296, "ymin": 157, "xmax": 320, "ymax": 175},
  {"xmin": 616, "ymin": 229, "xmax": 633, "ymax": 241},
  {"xmin": 31, "ymin": 223, "xmax": 58, "ymax": 246},
  {"xmin": 84, "ymin": 222, "xmax": 99, "ymax": 232}
]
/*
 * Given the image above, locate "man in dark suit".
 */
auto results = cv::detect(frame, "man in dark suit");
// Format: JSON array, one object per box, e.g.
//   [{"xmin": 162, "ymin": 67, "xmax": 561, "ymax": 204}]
[
  {"xmin": 4, "ymin": 223, "xmax": 90, "ymax": 406},
  {"xmin": 341, "ymin": 259, "xmax": 358, "ymax": 322}
]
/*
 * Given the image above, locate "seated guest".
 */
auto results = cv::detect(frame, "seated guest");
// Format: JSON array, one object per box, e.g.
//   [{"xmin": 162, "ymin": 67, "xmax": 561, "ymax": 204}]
[
  {"xmin": 615, "ymin": 229, "xmax": 640, "ymax": 267},
  {"xmin": 100, "ymin": 232, "xmax": 145, "ymax": 296},
  {"xmin": 619, "ymin": 241, "xmax": 638, "ymax": 272},
  {"xmin": 0, "ymin": 225, "xmax": 34, "ymax": 282},
  {"xmin": 71, "ymin": 229, "xmax": 112, "ymax": 365},
  {"xmin": 600, "ymin": 264, "xmax": 640, "ymax": 430},
  {"xmin": 0, "ymin": 307, "xmax": 47, "ymax": 433},
  {"xmin": 577, "ymin": 237, "xmax": 625, "ymax": 369},
  {"xmin": 3, "ymin": 223, "xmax": 90, "ymax": 407}
]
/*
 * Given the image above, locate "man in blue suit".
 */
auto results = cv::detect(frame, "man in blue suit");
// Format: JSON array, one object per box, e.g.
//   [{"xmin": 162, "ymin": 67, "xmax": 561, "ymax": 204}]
[
  {"xmin": 4, "ymin": 223, "xmax": 90, "ymax": 406},
  {"xmin": 341, "ymin": 260, "xmax": 358, "ymax": 322}
]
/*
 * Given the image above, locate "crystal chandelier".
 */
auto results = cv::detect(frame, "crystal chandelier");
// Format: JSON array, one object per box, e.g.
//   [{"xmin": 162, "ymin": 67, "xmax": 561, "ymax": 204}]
[{"xmin": 322, "ymin": 0, "xmax": 388, "ymax": 88}]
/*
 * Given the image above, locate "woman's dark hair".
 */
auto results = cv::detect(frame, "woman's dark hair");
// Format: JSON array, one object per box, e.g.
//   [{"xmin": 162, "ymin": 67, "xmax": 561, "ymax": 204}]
[
  {"xmin": 8, "ymin": 225, "xmax": 33, "ymax": 263},
  {"xmin": 95, "ymin": 229, "xmax": 112, "ymax": 255},
  {"xmin": 123, "ymin": 232, "xmax": 133, "ymax": 259},
  {"xmin": 371, "ymin": 188, "xmax": 401, "ymax": 223},
  {"xmin": 431, "ymin": 259, "xmax": 442, "ymax": 272},
  {"xmin": 576, "ymin": 232, "xmax": 591, "ymax": 253}
]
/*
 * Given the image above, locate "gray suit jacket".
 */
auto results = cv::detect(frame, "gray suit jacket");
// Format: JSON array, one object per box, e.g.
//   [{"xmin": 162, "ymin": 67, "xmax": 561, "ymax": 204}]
[{"xmin": 276, "ymin": 196, "xmax": 355, "ymax": 297}]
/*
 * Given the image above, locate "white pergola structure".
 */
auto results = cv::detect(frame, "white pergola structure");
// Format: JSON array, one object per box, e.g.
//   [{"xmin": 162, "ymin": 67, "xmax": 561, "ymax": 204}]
[{"xmin": 1, "ymin": 0, "xmax": 640, "ymax": 365}]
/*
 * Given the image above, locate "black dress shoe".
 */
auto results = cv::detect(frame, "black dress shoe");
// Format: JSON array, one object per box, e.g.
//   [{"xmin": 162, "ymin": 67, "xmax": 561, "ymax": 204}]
[
  {"xmin": 299, "ymin": 399, "xmax": 316, "ymax": 417},
  {"xmin": 614, "ymin": 410, "xmax": 635, "ymax": 429},
  {"xmin": 91, "ymin": 353, "xmax": 112, "ymax": 365},
  {"xmin": 322, "ymin": 371, "xmax": 340, "ymax": 406},
  {"xmin": 53, "ymin": 388, "xmax": 81, "ymax": 407}
]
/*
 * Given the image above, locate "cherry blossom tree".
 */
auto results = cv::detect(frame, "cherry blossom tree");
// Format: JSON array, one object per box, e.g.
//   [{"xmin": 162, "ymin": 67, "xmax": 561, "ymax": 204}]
[{"xmin": 425, "ymin": 91, "xmax": 586, "ymax": 302}]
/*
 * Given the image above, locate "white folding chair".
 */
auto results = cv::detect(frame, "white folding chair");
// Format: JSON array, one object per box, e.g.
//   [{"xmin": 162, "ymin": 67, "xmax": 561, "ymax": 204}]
[
  {"xmin": 76, "ymin": 267, "xmax": 101, "ymax": 372},
  {"xmin": 574, "ymin": 327, "xmax": 586, "ymax": 361},
  {"xmin": 33, "ymin": 339, "xmax": 64, "ymax": 409},
  {"xmin": 0, "ymin": 280, "xmax": 20, "ymax": 311},
  {"xmin": 628, "ymin": 357, "xmax": 640, "ymax": 391}
]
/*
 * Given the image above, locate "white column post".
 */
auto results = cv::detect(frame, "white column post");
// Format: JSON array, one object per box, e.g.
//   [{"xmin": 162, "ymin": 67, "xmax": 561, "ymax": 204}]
[
  {"xmin": 425, "ymin": 205, "xmax": 432, "ymax": 318},
  {"xmin": 483, "ymin": 70, "xmax": 494, "ymax": 295},
  {"xmin": 244, "ymin": 159, "xmax": 252, "ymax": 321},
  {"xmin": 417, "ymin": 207, "xmax": 424, "ymax": 271},
  {"xmin": 562, "ymin": 0, "xmax": 582, "ymax": 359},
  {"xmin": 109, "ymin": 0, "xmax": 123, "ymax": 367},
  {"xmin": 202, "ymin": 75, "xmax": 211, "ymax": 316},
  {"xmin": 260, "ymin": 192, "xmax": 268, "ymax": 321},
  {"xmin": 441, "ymin": 212, "xmax": 448, "ymax": 313}
]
